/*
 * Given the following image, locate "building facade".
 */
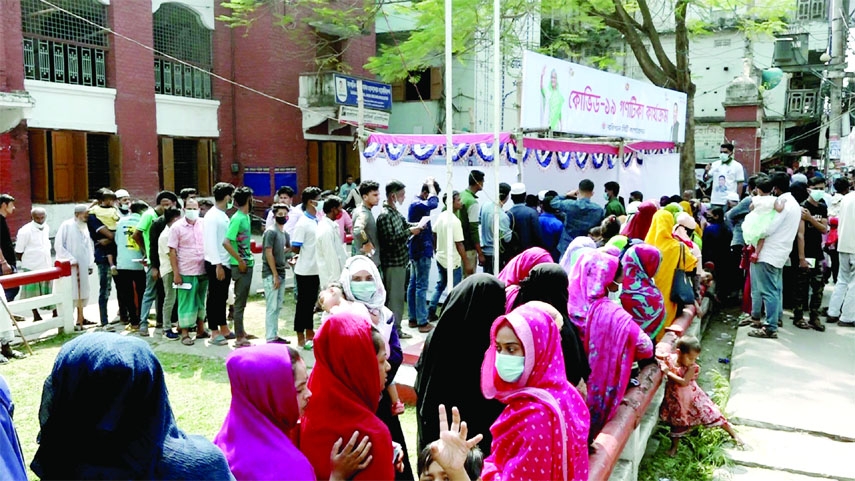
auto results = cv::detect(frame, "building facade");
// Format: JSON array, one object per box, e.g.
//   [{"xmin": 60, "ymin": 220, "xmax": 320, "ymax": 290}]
[{"xmin": 0, "ymin": 0, "xmax": 374, "ymax": 230}]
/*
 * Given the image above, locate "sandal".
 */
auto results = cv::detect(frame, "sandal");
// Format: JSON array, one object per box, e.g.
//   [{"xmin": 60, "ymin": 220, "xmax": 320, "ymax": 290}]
[
  {"xmin": 748, "ymin": 328, "xmax": 778, "ymax": 339},
  {"xmin": 181, "ymin": 336, "xmax": 195, "ymax": 346},
  {"xmin": 195, "ymin": 330, "xmax": 211, "ymax": 339},
  {"xmin": 793, "ymin": 319, "xmax": 811, "ymax": 330},
  {"xmin": 739, "ymin": 317, "xmax": 761, "ymax": 328},
  {"xmin": 223, "ymin": 332, "xmax": 236, "ymax": 340},
  {"xmin": 234, "ymin": 339, "xmax": 252, "ymax": 348},
  {"xmin": 210, "ymin": 335, "xmax": 228, "ymax": 346},
  {"xmin": 809, "ymin": 319, "xmax": 826, "ymax": 332}
]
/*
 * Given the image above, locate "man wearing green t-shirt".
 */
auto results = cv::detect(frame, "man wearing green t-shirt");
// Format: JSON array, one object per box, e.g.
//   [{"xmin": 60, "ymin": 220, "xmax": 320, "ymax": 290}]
[
  {"xmin": 227, "ymin": 186, "xmax": 255, "ymax": 347},
  {"xmin": 603, "ymin": 181, "xmax": 626, "ymax": 218},
  {"xmin": 457, "ymin": 170, "xmax": 485, "ymax": 276}
]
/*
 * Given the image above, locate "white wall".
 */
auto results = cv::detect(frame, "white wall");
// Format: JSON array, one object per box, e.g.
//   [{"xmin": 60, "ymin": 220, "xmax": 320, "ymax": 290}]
[
  {"xmin": 25, "ymin": 80, "xmax": 117, "ymax": 133},
  {"xmin": 387, "ymin": 100, "xmax": 441, "ymax": 134},
  {"xmin": 155, "ymin": 95, "xmax": 220, "ymax": 137}
]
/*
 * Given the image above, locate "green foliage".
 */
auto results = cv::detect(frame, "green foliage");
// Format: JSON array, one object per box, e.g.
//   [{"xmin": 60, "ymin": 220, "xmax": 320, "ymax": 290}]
[{"xmin": 638, "ymin": 368, "xmax": 735, "ymax": 481}]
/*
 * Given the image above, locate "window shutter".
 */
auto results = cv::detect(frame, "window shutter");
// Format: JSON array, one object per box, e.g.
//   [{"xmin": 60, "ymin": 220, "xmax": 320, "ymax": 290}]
[
  {"xmin": 391, "ymin": 79, "xmax": 404, "ymax": 102},
  {"xmin": 430, "ymin": 67, "xmax": 443, "ymax": 100},
  {"xmin": 29, "ymin": 130, "xmax": 49, "ymax": 203},
  {"xmin": 197, "ymin": 139, "xmax": 211, "ymax": 196},
  {"xmin": 108, "ymin": 135, "xmax": 122, "ymax": 190},
  {"xmin": 160, "ymin": 137, "xmax": 175, "ymax": 191},
  {"xmin": 72, "ymin": 132, "xmax": 88, "ymax": 201},
  {"xmin": 51, "ymin": 131, "xmax": 74, "ymax": 203}
]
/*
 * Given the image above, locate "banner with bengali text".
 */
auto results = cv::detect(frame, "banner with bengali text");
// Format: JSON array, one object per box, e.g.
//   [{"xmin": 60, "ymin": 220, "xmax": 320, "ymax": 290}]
[{"xmin": 520, "ymin": 51, "xmax": 687, "ymax": 143}]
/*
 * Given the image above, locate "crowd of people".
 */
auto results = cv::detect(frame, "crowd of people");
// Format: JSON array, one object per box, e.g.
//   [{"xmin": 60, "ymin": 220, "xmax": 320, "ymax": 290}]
[{"xmin": 0, "ymin": 142, "xmax": 854, "ymax": 479}]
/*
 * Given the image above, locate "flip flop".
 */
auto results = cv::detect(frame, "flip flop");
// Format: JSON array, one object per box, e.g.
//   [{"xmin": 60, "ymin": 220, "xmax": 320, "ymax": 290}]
[
  {"xmin": 748, "ymin": 328, "xmax": 777, "ymax": 339},
  {"xmin": 181, "ymin": 336, "xmax": 195, "ymax": 346},
  {"xmin": 234, "ymin": 339, "xmax": 252, "ymax": 348},
  {"xmin": 210, "ymin": 335, "xmax": 228, "ymax": 346}
]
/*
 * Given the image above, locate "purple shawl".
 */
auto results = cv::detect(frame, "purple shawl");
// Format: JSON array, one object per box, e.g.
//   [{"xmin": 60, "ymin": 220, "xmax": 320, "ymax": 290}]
[{"xmin": 214, "ymin": 345, "xmax": 315, "ymax": 480}]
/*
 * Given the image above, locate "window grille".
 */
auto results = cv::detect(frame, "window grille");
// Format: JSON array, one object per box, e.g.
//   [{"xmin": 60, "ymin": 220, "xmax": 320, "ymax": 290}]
[
  {"xmin": 153, "ymin": 3, "xmax": 213, "ymax": 99},
  {"xmin": 21, "ymin": 0, "xmax": 108, "ymax": 87}
]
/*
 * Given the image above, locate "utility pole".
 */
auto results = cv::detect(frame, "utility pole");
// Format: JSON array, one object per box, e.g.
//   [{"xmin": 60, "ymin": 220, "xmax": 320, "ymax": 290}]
[{"xmin": 826, "ymin": 0, "xmax": 847, "ymax": 174}]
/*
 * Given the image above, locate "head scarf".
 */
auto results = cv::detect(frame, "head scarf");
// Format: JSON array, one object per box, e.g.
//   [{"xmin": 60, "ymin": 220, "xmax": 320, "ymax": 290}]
[
  {"xmin": 498, "ymin": 247, "xmax": 553, "ymax": 311},
  {"xmin": 679, "ymin": 201, "xmax": 693, "ymax": 217},
  {"xmin": 480, "ymin": 304, "xmax": 590, "ymax": 481},
  {"xmin": 605, "ymin": 235, "xmax": 628, "ymax": 251},
  {"xmin": 0, "ymin": 375, "xmax": 26, "ymax": 481},
  {"xmin": 300, "ymin": 313, "xmax": 394, "ymax": 481},
  {"xmin": 663, "ymin": 203, "xmax": 683, "ymax": 221},
  {"xmin": 621, "ymin": 201, "xmax": 658, "ymax": 240},
  {"xmin": 30, "ymin": 334, "xmax": 232, "ymax": 481},
  {"xmin": 559, "ymin": 236, "xmax": 597, "ymax": 274},
  {"xmin": 214, "ymin": 345, "xmax": 315, "ymax": 481},
  {"xmin": 513, "ymin": 264, "xmax": 590, "ymax": 386},
  {"xmin": 415, "ymin": 274, "xmax": 506, "ymax": 453},
  {"xmin": 644, "ymin": 211, "xmax": 698, "ymax": 337},
  {"xmin": 567, "ymin": 250, "xmax": 619, "ymax": 331},
  {"xmin": 620, "ymin": 245, "xmax": 666, "ymax": 339},
  {"xmin": 339, "ymin": 255, "xmax": 394, "ymax": 346}
]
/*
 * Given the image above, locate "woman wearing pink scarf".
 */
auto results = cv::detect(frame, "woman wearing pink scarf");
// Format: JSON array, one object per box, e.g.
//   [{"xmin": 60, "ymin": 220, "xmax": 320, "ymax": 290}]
[
  {"xmin": 579, "ymin": 252, "xmax": 654, "ymax": 439},
  {"xmin": 566, "ymin": 250, "xmax": 617, "ymax": 331},
  {"xmin": 621, "ymin": 201, "xmax": 658, "ymax": 240},
  {"xmin": 480, "ymin": 303, "xmax": 590, "ymax": 481},
  {"xmin": 558, "ymin": 237, "xmax": 596, "ymax": 275},
  {"xmin": 497, "ymin": 247, "xmax": 553, "ymax": 312}
]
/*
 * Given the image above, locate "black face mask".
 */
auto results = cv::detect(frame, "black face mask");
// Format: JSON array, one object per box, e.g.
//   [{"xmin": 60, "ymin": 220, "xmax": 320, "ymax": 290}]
[{"xmin": 275, "ymin": 216, "xmax": 287, "ymax": 225}]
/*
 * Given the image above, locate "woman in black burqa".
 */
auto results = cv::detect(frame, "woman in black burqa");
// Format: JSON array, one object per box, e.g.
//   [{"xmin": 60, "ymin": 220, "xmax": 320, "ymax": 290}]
[{"xmin": 415, "ymin": 274, "xmax": 506, "ymax": 454}]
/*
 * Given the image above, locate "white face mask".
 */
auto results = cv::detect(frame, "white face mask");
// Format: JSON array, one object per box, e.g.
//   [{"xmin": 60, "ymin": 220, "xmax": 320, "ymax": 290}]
[
  {"xmin": 719, "ymin": 153, "xmax": 730, "ymax": 162},
  {"xmin": 184, "ymin": 209, "xmax": 200, "ymax": 221}
]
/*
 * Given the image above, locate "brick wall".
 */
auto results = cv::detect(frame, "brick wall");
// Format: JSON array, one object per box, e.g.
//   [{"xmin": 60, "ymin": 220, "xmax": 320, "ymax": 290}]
[{"xmin": 109, "ymin": 2, "xmax": 160, "ymax": 201}]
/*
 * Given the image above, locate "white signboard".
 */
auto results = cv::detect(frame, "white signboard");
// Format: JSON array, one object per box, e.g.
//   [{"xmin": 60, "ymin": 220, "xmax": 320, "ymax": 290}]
[
  {"xmin": 520, "ymin": 51, "xmax": 687, "ymax": 143},
  {"xmin": 338, "ymin": 106, "xmax": 390, "ymax": 129}
]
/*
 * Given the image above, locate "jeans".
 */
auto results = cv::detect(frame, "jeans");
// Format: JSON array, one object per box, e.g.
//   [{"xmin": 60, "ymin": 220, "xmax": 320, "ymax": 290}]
[
  {"xmin": 294, "ymin": 274, "xmax": 320, "ymax": 332},
  {"xmin": 429, "ymin": 262, "xmax": 462, "ymax": 316},
  {"xmin": 793, "ymin": 265, "xmax": 824, "ymax": 319},
  {"xmin": 138, "ymin": 267, "xmax": 163, "ymax": 330},
  {"xmin": 263, "ymin": 274, "xmax": 287, "ymax": 341},
  {"xmin": 231, "ymin": 265, "xmax": 253, "ymax": 337},
  {"xmin": 750, "ymin": 261, "xmax": 782, "ymax": 332},
  {"xmin": 96, "ymin": 261, "xmax": 112, "ymax": 326},
  {"xmin": 383, "ymin": 265, "xmax": 407, "ymax": 331},
  {"xmin": 205, "ymin": 262, "xmax": 231, "ymax": 330},
  {"xmin": 828, "ymin": 252, "xmax": 855, "ymax": 323},
  {"xmin": 407, "ymin": 257, "xmax": 432, "ymax": 326}
]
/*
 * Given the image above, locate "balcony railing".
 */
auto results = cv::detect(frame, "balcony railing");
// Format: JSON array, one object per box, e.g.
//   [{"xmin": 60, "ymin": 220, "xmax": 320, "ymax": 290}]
[
  {"xmin": 154, "ymin": 57, "xmax": 212, "ymax": 100},
  {"xmin": 23, "ymin": 37, "xmax": 106, "ymax": 87},
  {"xmin": 787, "ymin": 89, "xmax": 820, "ymax": 118}
]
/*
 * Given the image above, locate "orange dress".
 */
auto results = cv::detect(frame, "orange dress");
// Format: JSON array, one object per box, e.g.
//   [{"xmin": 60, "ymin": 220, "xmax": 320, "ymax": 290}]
[{"xmin": 659, "ymin": 354, "xmax": 727, "ymax": 437}]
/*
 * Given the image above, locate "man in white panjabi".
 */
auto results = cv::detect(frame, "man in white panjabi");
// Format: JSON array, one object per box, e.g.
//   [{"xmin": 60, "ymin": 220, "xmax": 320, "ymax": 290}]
[
  {"xmin": 15, "ymin": 207, "xmax": 57, "ymax": 321},
  {"xmin": 54, "ymin": 204, "xmax": 95, "ymax": 330}
]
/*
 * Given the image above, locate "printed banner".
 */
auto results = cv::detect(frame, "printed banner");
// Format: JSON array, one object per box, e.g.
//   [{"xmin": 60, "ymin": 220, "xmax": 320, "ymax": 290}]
[{"xmin": 520, "ymin": 51, "xmax": 687, "ymax": 143}]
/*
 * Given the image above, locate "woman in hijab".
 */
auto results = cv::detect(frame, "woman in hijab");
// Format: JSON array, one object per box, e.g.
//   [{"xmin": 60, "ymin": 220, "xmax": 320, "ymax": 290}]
[
  {"xmin": 512, "ymin": 264, "xmax": 590, "ymax": 390},
  {"xmin": 645, "ymin": 210, "xmax": 698, "ymax": 338},
  {"xmin": 301, "ymin": 313, "xmax": 396, "ymax": 480},
  {"xmin": 566, "ymin": 249, "xmax": 619, "ymax": 332},
  {"xmin": 30, "ymin": 333, "xmax": 233, "ymax": 480},
  {"xmin": 622, "ymin": 201, "xmax": 658, "ymax": 240},
  {"xmin": 579, "ymin": 252, "xmax": 654, "ymax": 440},
  {"xmin": 339, "ymin": 256, "xmax": 413, "ymax": 480},
  {"xmin": 558, "ymin": 236, "xmax": 596, "ymax": 275},
  {"xmin": 621, "ymin": 244, "xmax": 666, "ymax": 339},
  {"xmin": 0, "ymin": 375, "xmax": 26, "ymax": 481},
  {"xmin": 480, "ymin": 303, "xmax": 590, "ymax": 481},
  {"xmin": 497, "ymin": 247, "xmax": 554, "ymax": 312},
  {"xmin": 415, "ymin": 274, "xmax": 506, "ymax": 454}
]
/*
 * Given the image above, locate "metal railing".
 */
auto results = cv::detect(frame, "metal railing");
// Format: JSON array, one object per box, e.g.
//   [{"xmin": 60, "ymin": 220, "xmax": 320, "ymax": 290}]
[{"xmin": 23, "ymin": 36, "xmax": 107, "ymax": 87}]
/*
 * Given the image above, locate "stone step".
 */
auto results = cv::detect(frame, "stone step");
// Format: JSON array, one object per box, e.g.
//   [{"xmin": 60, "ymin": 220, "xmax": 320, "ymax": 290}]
[
  {"xmin": 714, "ymin": 465, "xmax": 836, "ymax": 481},
  {"xmin": 725, "ymin": 425, "xmax": 855, "ymax": 481}
]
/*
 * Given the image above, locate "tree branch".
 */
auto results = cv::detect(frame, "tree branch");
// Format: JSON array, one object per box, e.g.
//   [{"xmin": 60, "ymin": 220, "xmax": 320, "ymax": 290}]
[
  {"xmin": 634, "ymin": 0, "xmax": 677, "ymax": 79},
  {"xmin": 590, "ymin": 5, "xmax": 669, "ymax": 86}
]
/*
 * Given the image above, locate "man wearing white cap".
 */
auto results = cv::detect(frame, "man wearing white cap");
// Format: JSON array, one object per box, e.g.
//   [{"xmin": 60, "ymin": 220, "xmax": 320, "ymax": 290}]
[
  {"xmin": 507, "ymin": 183, "xmax": 543, "ymax": 255},
  {"xmin": 14, "ymin": 207, "xmax": 56, "ymax": 321},
  {"xmin": 54, "ymin": 205, "xmax": 95, "ymax": 330},
  {"xmin": 115, "ymin": 189, "xmax": 131, "ymax": 217}
]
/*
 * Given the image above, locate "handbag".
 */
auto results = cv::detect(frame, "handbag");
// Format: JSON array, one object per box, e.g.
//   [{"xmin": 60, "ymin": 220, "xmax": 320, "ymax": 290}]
[{"xmin": 670, "ymin": 244, "xmax": 696, "ymax": 305}]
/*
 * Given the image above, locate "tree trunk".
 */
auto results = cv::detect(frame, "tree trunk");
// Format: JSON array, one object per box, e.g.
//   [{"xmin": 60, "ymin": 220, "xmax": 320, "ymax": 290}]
[{"xmin": 681, "ymin": 89, "xmax": 696, "ymax": 192}]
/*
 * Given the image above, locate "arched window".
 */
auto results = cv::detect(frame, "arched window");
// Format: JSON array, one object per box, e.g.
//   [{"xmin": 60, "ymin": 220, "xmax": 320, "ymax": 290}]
[
  {"xmin": 153, "ymin": 3, "xmax": 212, "ymax": 99},
  {"xmin": 21, "ymin": 0, "xmax": 108, "ymax": 87}
]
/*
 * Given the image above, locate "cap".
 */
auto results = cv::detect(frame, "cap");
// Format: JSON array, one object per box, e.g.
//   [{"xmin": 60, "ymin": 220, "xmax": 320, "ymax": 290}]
[
  {"xmin": 114, "ymin": 189, "xmax": 130, "ymax": 199},
  {"xmin": 537, "ymin": 190, "xmax": 548, "ymax": 201},
  {"xmin": 676, "ymin": 212, "xmax": 697, "ymax": 230},
  {"xmin": 725, "ymin": 192, "xmax": 740, "ymax": 203},
  {"xmin": 791, "ymin": 173, "xmax": 808, "ymax": 185},
  {"xmin": 510, "ymin": 183, "xmax": 526, "ymax": 195}
]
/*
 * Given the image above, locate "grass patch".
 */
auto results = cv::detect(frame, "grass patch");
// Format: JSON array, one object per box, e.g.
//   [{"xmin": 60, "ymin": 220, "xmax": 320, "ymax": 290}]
[{"xmin": 638, "ymin": 369, "xmax": 734, "ymax": 481}]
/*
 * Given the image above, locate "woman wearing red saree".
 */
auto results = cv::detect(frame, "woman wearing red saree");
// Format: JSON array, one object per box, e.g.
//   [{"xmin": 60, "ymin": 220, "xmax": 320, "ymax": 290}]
[
  {"xmin": 480, "ymin": 303, "xmax": 590, "ymax": 481},
  {"xmin": 301, "ymin": 313, "xmax": 395, "ymax": 480}
]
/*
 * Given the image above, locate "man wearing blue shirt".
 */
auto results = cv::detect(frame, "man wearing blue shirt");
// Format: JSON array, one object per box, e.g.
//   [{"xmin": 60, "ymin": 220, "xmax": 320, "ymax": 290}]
[
  {"xmin": 550, "ymin": 179, "xmax": 605, "ymax": 254},
  {"xmin": 407, "ymin": 178, "xmax": 439, "ymax": 329},
  {"xmin": 539, "ymin": 190, "xmax": 564, "ymax": 261},
  {"xmin": 507, "ymin": 183, "xmax": 543, "ymax": 254}
]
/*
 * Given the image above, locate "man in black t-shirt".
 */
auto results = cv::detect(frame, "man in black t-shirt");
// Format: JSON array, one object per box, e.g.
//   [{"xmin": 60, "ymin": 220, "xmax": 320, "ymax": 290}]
[
  {"xmin": 791, "ymin": 178, "xmax": 829, "ymax": 331},
  {"xmin": 0, "ymin": 194, "xmax": 18, "ymax": 302}
]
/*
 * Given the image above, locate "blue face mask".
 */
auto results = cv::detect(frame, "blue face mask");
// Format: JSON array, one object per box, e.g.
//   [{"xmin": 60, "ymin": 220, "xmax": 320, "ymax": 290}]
[
  {"xmin": 350, "ymin": 281, "xmax": 376, "ymax": 302},
  {"xmin": 495, "ymin": 353, "xmax": 525, "ymax": 383}
]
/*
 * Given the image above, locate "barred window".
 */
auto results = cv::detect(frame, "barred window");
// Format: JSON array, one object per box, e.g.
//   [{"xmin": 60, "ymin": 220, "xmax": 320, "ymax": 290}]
[
  {"xmin": 21, "ymin": 0, "xmax": 108, "ymax": 47},
  {"xmin": 153, "ymin": 3, "xmax": 212, "ymax": 99}
]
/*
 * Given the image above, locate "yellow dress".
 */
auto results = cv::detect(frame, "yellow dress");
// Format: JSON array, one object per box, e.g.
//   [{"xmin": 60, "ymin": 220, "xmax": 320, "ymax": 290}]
[{"xmin": 645, "ymin": 210, "xmax": 698, "ymax": 340}]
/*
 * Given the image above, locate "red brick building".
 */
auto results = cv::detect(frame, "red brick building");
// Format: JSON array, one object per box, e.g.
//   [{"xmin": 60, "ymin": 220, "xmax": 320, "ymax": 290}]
[{"xmin": 0, "ymin": 0, "xmax": 374, "ymax": 230}]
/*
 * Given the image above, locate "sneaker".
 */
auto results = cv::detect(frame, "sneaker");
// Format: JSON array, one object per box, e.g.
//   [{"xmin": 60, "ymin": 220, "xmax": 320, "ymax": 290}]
[
  {"xmin": 165, "ymin": 330, "xmax": 180, "ymax": 340},
  {"xmin": 139, "ymin": 328, "xmax": 150, "ymax": 337},
  {"xmin": 98, "ymin": 324, "xmax": 116, "ymax": 332},
  {"xmin": 303, "ymin": 340, "xmax": 314, "ymax": 351}
]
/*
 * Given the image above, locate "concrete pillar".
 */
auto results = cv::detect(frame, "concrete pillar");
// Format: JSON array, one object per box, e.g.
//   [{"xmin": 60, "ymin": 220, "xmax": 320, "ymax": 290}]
[{"xmin": 722, "ymin": 69, "xmax": 764, "ymax": 178}]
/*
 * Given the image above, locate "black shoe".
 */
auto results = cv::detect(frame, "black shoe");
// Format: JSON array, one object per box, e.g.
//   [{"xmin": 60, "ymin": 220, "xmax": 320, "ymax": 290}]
[
  {"xmin": 1, "ymin": 344, "xmax": 25, "ymax": 359},
  {"xmin": 398, "ymin": 330, "xmax": 413, "ymax": 339}
]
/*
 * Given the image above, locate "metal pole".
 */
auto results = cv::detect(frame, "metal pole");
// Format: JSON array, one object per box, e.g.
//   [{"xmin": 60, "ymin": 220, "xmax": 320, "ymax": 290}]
[
  {"xmin": 444, "ymin": 0, "xmax": 455, "ymax": 292},
  {"xmin": 491, "ymin": 0, "xmax": 501, "ymax": 275},
  {"xmin": 827, "ymin": 0, "xmax": 846, "ymax": 176}
]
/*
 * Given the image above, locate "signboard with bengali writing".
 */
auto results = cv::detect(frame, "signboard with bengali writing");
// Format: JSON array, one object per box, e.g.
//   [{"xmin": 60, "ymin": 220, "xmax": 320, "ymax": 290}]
[
  {"xmin": 334, "ymin": 74, "xmax": 393, "ymax": 111},
  {"xmin": 520, "ymin": 51, "xmax": 687, "ymax": 143}
]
